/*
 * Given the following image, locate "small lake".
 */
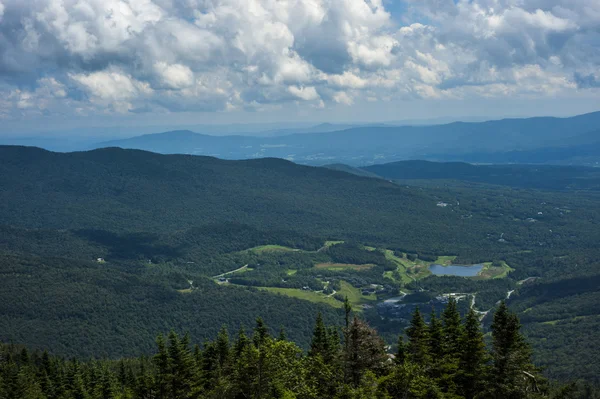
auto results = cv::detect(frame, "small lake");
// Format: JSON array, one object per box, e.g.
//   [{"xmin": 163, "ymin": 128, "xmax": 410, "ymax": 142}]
[{"xmin": 429, "ymin": 264, "xmax": 483, "ymax": 277}]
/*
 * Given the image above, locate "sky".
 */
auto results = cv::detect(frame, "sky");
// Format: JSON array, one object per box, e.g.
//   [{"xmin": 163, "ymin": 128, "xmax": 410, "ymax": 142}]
[{"xmin": 0, "ymin": 0, "xmax": 599, "ymax": 136}]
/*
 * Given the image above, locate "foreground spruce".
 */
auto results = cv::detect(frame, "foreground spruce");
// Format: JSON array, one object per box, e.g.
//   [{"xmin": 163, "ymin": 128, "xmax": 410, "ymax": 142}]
[{"xmin": 1, "ymin": 299, "xmax": 596, "ymax": 399}]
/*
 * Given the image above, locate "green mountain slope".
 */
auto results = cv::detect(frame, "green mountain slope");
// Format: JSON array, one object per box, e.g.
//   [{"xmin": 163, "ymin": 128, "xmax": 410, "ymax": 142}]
[
  {"xmin": 363, "ymin": 160, "xmax": 600, "ymax": 191},
  {"xmin": 0, "ymin": 146, "xmax": 599, "ymax": 382}
]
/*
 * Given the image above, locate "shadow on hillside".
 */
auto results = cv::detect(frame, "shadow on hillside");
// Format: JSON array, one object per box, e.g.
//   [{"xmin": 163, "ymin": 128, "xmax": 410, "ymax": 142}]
[{"xmin": 74, "ymin": 229, "xmax": 182, "ymax": 261}]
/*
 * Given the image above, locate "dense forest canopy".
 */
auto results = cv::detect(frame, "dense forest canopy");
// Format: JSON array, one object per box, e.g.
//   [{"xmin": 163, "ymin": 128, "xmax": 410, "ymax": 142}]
[
  {"xmin": 2, "ymin": 301, "xmax": 598, "ymax": 399},
  {"xmin": 0, "ymin": 146, "xmax": 599, "ymax": 387}
]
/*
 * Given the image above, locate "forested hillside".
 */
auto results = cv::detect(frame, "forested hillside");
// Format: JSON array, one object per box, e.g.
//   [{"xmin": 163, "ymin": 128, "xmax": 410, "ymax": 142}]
[
  {"xmin": 3, "ymin": 301, "xmax": 597, "ymax": 399},
  {"xmin": 0, "ymin": 146, "xmax": 599, "ymax": 384},
  {"xmin": 363, "ymin": 161, "xmax": 600, "ymax": 191}
]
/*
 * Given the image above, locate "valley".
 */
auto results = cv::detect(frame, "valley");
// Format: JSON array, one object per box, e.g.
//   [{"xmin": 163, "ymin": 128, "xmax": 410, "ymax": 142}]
[{"xmin": 0, "ymin": 146, "xmax": 598, "ymax": 384}]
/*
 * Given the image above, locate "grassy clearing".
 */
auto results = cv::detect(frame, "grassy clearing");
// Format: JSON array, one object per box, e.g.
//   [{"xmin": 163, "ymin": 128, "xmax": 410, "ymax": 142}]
[
  {"xmin": 324, "ymin": 240, "xmax": 344, "ymax": 248},
  {"xmin": 540, "ymin": 315, "xmax": 594, "ymax": 325},
  {"xmin": 248, "ymin": 245, "xmax": 300, "ymax": 253},
  {"xmin": 315, "ymin": 263, "xmax": 375, "ymax": 271},
  {"xmin": 337, "ymin": 281, "xmax": 377, "ymax": 306},
  {"xmin": 477, "ymin": 261, "xmax": 513, "ymax": 279},
  {"xmin": 435, "ymin": 255, "xmax": 457, "ymax": 265},
  {"xmin": 383, "ymin": 250, "xmax": 433, "ymax": 283},
  {"xmin": 258, "ymin": 287, "xmax": 343, "ymax": 308},
  {"xmin": 177, "ymin": 288, "xmax": 194, "ymax": 294},
  {"xmin": 233, "ymin": 267, "xmax": 253, "ymax": 274},
  {"xmin": 256, "ymin": 280, "xmax": 376, "ymax": 311},
  {"xmin": 286, "ymin": 269, "xmax": 298, "ymax": 276}
]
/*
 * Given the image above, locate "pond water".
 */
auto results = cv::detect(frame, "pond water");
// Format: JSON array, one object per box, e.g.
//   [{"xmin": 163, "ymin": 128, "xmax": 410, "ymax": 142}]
[{"xmin": 429, "ymin": 264, "xmax": 483, "ymax": 277}]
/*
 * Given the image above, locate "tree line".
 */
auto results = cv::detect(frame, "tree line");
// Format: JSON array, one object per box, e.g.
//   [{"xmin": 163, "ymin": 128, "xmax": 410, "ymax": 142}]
[{"xmin": 1, "ymin": 299, "xmax": 597, "ymax": 399}]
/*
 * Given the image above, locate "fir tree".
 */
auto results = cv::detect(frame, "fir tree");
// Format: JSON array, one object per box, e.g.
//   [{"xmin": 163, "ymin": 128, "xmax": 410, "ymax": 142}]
[
  {"xmin": 215, "ymin": 326, "xmax": 230, "ymax": 370},
  {"xmin": 309, "ymin": 313, "xmax": 329, "ymax": 359},
  {"xmin": 428, "ymin": 310, "xmax": 444, "ymax": 360},
  {"xmin": 168, "ymin": 331, "xmax": 195, "ymax": 399},
  {"xmin": 406, "ymin": 307, "xmax": 430, "ymax": 367},
  {"xmin": 457, "ymin": 308, "xmax": 488, "ymax": 399},
  {"xmin": 253, "ymin": 318, "xmax": 269, "ymax": 349},
  {"xmin": 233, "ymin": 326, "xmax": 250, "ymax": 358},
  {"xmin": 345, "ymin": 316, "xmax": 388, "ymax": 387},
  {"xmin": 442, "ymin": 298, "xmax": 463, "ymax": 358},
  {"xmin": 394, "ymin": 335, "xmax": 406, "ymax": 365},
  {"xmin": 488, "ymin": 301, "xmax": 541, "ymax": 398},
  {"xmin": 153, "ymin": 333, "xmax": 170, "ymax": 399}
]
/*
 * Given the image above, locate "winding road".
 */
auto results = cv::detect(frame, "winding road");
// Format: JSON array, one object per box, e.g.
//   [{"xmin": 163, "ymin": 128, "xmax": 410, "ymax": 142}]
[{"xmin": 212, "ymin": 264, "xmax": 249, "ymax": 279}]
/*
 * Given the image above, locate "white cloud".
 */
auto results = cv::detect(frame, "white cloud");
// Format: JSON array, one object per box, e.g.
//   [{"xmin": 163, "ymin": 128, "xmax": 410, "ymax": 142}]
[
  {"xmin": 70, "ymin": 69, "xmax": 151, "ymax": 101},
  {"xmin": 333, "ymin": 91, "xmax": 354, "ymax": 105},
  {"xmin": 288, "ymin": 85, "xmax": 320, "ymax": 101},
  {"xmin": 154, "ymin": 62, "xmax": 194, "ymax": 89},
  {"xmin": 0, "ymin": 0, "xmax": 598, "ymax": 119}
]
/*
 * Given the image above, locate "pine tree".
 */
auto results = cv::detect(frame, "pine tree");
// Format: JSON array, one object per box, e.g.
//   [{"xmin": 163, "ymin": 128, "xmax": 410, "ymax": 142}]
[
  {"xmin": 233, "ymin": 326, "xmax": 250, "ymax": 358},
  {"xmin": 326, "ymin": 326, "xmax": 341, "ymax": 364},
  {"xmin": 153, "ymin": 333, "xmax": 170, "ymax": 399},
  {"xmin": 93, "ymin": 364, "xmax": 115, "ymax": 399},
  {"xmin": 442, "ymin": 298, "xmax": 463, "ymax": 358},
  {"xmin": 309, "ymin": 312, "xmax": 329, "ymax": 359},
  {"xmin": 136, "ymin": 359, "xmax": 154, "ymax": 399},
  {"xmin": 215, "ymin": 326, "xmax": 230, "ymax": 370},
  {"xmin": 394, "ymin": 335, "xmax": 406, "ymax": 365},
  {"xmin": 253, "ymin": 318, "xmax": 271, "ymax": 398},
  {"xmin": 345, "ymin": 316, "xmax": 388, "ymax": 387},
  {"xmin": 428, "ymin": 310, "xmax": 444, "ymax": 360},
  {"xmin": 406, "ymin": 307, "xmax": 430, "ymax": 367},
  {"xmin": 457, "ymin": 308, "xmax": 488, "ymax": 399},
  {"xmin": 168, "ymin": 331, "xmax": 195, "ymax": 399},
  {"xmin": 488, "ymin": 301, "xmax": 541, "ymax": 398},
  {"xmin": 278, "ymin": 326, "xmax": 287, "ymax": 341},
  {"xmin": 253, "ymin": 318, "xmax": 269, "ymax": 349}
]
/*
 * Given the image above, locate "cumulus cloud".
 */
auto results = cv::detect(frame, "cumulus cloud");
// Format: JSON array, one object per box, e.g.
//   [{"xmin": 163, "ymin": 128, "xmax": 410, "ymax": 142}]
[{"xmin": 0, "ymin": 0, "xmax": 598, "ymax": 120}]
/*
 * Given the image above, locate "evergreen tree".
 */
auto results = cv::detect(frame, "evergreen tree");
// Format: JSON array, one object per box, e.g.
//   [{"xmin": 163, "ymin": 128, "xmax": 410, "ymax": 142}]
[
  {"xmin": 168, "ymin": 331, "xmax": 195, "ymax": 399},
  {"xmin": 136, "ymin": 359, "xmax": 154, "ymax": 399},
  {"xmin": 309, "ymin": 313, "xmax": 329, "ymax": 359},
  {"xmin": 406, "ymin": 307, "xmax": 430, "ymax": 367},
  {"xmin": 438, "ymin": 298, "xmax": 463, "ymax": 396},
  {"xmin": 487, "ymin": 301, "xmax": 542, "ymax": 398},
  {"xmin": 428, "ymin": 310, "xmax": 444, "ymax": 360},
  {"xmin": 394, "ymin": 335, "xmax": 406, "ymax": 366},
  {"xmin": 345, "ymin": 316, "xmax": 388, "ymax": 387},
  {"xmin": 153, "ymin": 333, "xmax": 171, "ymax": 399},
  {"xmin": 457, "ymin": 308, "xmax": 488, "ymax": 399},
  {"xmin": 215, "ymin": 326, "xmax": 230, "ymax": 370},
  {"xmin": 233, "ymin": 326, "xmax": 250, "ymax": 358},
  {"xmin": 278, "ymin": 326, "xmax": 287, "ymax": 341},
  {"xmin": 442, "ymin": 298, "xmax": 463, "ymax": 358},
  {"xmin": 253, "ymin": 318, "xmax": 269, "ymax": 349}
]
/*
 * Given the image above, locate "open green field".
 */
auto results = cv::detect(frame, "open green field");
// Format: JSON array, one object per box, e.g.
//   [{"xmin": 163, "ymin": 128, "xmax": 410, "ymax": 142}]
[
  {"xmin": 382, "ymin": 250, "xmax": 434, "ymax": 283},
  {"xmin": 257, "ymin": 281, "xmax": 376, "ymax": 310},
  {"xmin": 258, "ymin": 287, "xmax": 343, "ymax": 308},
  {"xmin": 435, "ymin": 255, "xmax": 458, "ymax": 265},
  {"xmin": 315, "ymin": 262, "xmax": 375, "ymax": 271},
  {"xmin": 337, "ymin": 281, "xmax": 377, "ymax": 305},
  {"xmin": 247, "ymin": 244, "xmax": 300, "ymax": 253},
  {"xmin": 477, "ymin": 261, "xmax": 514, "ymax": 279}
]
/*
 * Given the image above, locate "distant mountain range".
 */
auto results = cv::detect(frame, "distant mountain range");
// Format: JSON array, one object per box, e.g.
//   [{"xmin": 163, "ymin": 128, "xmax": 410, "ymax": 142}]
[
  {"xmin": 2, "ymin": 111, "xmax": 599, "ymax": 166},
  {"xmin": 88, "ymin": 111, "xmax": 600, "ymax": 166}
]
